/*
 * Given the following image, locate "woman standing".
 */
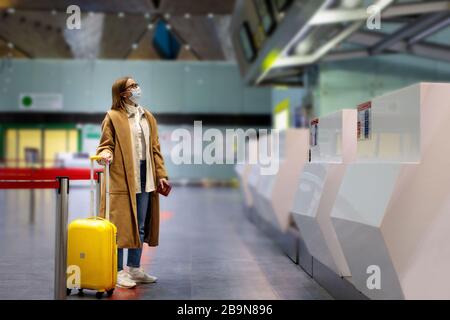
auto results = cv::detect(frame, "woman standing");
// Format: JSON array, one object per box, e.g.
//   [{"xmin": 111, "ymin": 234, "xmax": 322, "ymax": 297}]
[{"xmin": 96, "ymin": 76, "xmax": 169, "ymax": 289}]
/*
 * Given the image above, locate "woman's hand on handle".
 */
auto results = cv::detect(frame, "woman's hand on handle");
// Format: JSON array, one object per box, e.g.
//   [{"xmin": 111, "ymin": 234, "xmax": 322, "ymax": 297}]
[{"xmin": 97, "ymin": 151, "xmax": 113, "ymax": 165}]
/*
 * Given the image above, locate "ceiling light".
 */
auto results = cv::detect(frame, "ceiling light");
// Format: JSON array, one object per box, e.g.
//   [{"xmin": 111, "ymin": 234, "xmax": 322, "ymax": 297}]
[
  {"xmin": 207, "ymin": 13, "xmax": 214, "ymax": 19},
  {"xmin": 51, "ymin": 9, "xmax": 57, "ymax": 15},
  {"xmin": 147, "ymin": 23, "xmax": 154, "ymax": 30},
  {"xmin": 184, "ymin": 44, "xmax": 191, "ymax": 50},
  {"xmin": 295, "ymin": 36, "xmax": 314, "ymax": 55},
  {"xmin": 184, "ymin": 13, "xmax": 191, "ymax": 19},
  {"xmin": 7, "ymin": 42, "xmax": 14, "ymax": 49},
  {"xmin": 118, "ymin": 12, "xmax": 125, "ymax": 18},
  {"xmin": 132, "ymin": 43, "xmax": 139, "ymax": 50},
  {"xmin": 7, "ymin": 8, "xmax": 15, "ymax": 14},
  {"xmin": 166, "ymin": 24, "xmax": 172, "ymax": 30},
  {"xmin": 144, "ymin": 13, "xmax": 151, "ymax": 19},
  {"xmin": 164, "ymin": 13, "xmax": 171, "ymax": 20}
]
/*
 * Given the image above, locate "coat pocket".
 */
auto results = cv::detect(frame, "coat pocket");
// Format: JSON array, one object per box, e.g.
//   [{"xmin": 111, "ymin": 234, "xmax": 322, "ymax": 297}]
[
  {"xmin": 108, "ymin": 192, "xmax": 138, "ymax": 248},
  {"xmin": 108, "ymin": 192, "xmax": 129, "ymax": 221}
]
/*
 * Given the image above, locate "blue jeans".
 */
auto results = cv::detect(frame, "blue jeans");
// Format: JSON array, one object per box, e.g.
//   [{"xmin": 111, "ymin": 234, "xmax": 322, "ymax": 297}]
[{"xmin": 118, "ymin": 160, "xmax": 151, "ymax": 271}]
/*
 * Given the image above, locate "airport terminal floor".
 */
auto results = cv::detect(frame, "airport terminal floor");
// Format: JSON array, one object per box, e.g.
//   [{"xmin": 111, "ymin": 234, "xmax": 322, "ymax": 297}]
[
  {"xmin": 0, "ymin": 186, "xmax": 332, "ymax": 300},
  {"xmin": 3, "ymin": 0, "xmax": 450, "ymax": 304}
]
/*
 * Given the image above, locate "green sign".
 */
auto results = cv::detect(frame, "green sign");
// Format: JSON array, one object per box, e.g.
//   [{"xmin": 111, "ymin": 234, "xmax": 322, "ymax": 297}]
[{"xmin": 21, "ymin": 95, "xmax": 33, "ymax": 108}]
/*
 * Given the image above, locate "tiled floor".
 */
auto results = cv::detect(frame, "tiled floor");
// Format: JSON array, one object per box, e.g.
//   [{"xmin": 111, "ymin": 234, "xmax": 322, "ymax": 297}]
[{"xmin": 0, "ymin": 187, "xmax": 332, "ymax": 300}]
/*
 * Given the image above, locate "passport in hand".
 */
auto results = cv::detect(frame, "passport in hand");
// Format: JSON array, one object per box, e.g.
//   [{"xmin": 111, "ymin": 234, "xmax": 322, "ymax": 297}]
[{"xmin": 156, "ymin": 181, "xmax": 172, "ymax": 197}]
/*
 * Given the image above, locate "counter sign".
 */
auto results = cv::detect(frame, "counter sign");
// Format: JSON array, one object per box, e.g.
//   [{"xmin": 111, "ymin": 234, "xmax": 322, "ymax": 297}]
[{"xmin": 357, "ymin": 102, "xmax": 372, "ymax": 140}]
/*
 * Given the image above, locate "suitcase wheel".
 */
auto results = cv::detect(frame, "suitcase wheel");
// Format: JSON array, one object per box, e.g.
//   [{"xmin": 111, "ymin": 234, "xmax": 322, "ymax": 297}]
[
  {"xmin": 95, "ymin": 291, "xmax": 104, "ymax": 299},
  {"xmin": 77, "ymin": 289, "xmax": 84, "ymax": 296},
  {"xmin": 106, "ymin": 288, "xmax": 115, "ymax": 297},
  {"xmin": 66, "ymin": 288, "xmax": 72, "ymax": 296}
]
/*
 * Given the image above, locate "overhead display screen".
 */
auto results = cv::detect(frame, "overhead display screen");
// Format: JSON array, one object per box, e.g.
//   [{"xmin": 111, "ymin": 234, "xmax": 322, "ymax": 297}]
[
  {"xmin": 254, "ymin": 0, "xmax": 276, "ymax": 35},
  {"xmin": 239, "ymin": 22, "xmax": 257, "ymax": 62},
  {"xmin": 153, "ymin": 20, "xmax": 181, "ymax": 60}
]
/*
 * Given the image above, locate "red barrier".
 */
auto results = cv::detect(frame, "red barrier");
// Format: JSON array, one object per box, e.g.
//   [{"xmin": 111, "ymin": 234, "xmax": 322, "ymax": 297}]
[
  {"xmin": 0, "ymin": 159, "xmax": 62, "ymax": 164},
  {"xmin": 0, "ymin": 168, "xmax": 102, "ymax": 180},
  {"xmin": 0, "ymin": 168, "xmax": 103, "ymax": 189},
  {"xmin": 0, "ymin": 181, "xmax": 59, "ymax": 189}
]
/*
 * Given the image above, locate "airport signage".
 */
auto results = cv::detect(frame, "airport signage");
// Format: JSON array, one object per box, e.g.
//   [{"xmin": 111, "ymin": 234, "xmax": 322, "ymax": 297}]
[
  {"xmin": 19, "ymin": 93, "xmax": 63, "ymax": 110},
  {"xmin": 357, "ymin": 101, "xmax": 372, "ymax": 141}
]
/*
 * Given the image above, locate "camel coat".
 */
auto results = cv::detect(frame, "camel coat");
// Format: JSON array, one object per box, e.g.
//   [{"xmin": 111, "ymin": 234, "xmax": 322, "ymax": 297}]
[{"xmin": 96, "ymin": 107, "xmax": 168, "ymax": 248}]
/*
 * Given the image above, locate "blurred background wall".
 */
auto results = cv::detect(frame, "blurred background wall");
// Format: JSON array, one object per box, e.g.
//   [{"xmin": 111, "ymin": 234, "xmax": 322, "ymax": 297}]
[{"xmin": 0, "ymin": 59, "xmax": 271, "ymax": 180}]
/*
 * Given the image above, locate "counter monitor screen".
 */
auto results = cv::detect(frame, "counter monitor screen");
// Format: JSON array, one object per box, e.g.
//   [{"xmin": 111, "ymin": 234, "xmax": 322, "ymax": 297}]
[
  {"xmin": 239, "ymin": 22, "xmax": 257, "ymax": 62},
  {"xmin": 254, "ymin": 0, "xmax": 276, "ymax": 35}
]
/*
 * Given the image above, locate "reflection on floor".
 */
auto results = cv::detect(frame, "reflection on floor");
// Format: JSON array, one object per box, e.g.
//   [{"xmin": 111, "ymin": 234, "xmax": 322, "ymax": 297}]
[{"xmin": 0, "ymin": 187, "xmax": 332, "ymax": 300}]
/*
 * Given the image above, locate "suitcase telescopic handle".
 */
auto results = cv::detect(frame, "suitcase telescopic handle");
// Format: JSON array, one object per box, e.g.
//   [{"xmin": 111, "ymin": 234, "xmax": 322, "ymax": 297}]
[{"xmin": 90, "ymin": 155, "xmax": 110, "ymax": 220}]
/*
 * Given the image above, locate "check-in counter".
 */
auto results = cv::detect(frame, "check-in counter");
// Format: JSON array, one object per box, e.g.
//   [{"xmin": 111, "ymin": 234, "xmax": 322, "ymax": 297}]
[
  {"xmin": 234, "ymin": 137, "xmax": 259, "ymax": 209},
  {"xmin": 330, "ymin": 83, "xmax": 450, "ymax": 299},
  {"xmin": 251, "ymin": 129, "xmax": 309, "ymax": 231},
  {"xmin": 291, "ymin": 110, "xmax": 356, "ymax": 277}
]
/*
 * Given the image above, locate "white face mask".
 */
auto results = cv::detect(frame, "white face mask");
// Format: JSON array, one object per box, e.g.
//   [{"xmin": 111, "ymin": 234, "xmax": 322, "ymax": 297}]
[{"xmin": 128, "ymin": 86, "xmax": 141, "ymax": 104}]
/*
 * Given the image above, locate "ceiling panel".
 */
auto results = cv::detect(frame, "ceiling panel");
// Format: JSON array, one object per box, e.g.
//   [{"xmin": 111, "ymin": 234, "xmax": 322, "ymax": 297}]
[
  {"xmin": 0, "ymin": 1, "xmax": 236, "ymax": 60},
  {"xmin": 170, "ymin": 16, "xmax": 225, "ymax": 60},
  {"xmin": 0, "ymin": 0, "xmax": 153, "ymax": 14},
  {"xmin": 0, "ymin": 0, "xmax": 235, "ymax": 15},
  {"xmin": 159, "ymin": 0, "xmax": 235, "ymax": 15},
  {"xmin": 0, "ymin": 11, "xmax": 71, "ymax": 58}
]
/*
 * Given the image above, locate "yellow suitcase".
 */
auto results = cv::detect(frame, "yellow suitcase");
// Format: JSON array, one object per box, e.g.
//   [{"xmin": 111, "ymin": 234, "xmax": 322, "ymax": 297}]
[{"xmin": 67, "ymin": 156, "xmax": 117, "ymax": 299}]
